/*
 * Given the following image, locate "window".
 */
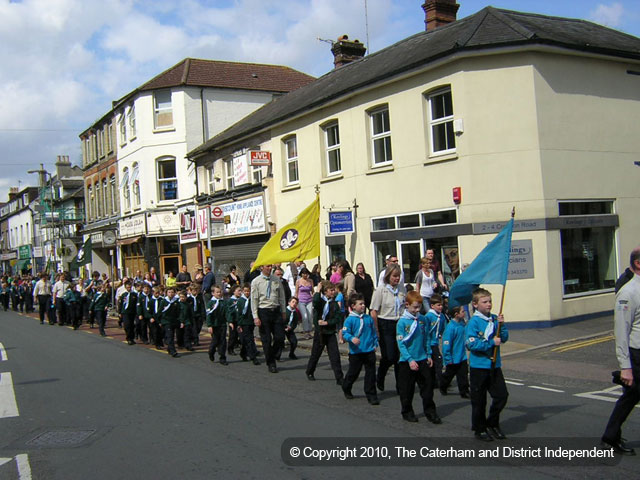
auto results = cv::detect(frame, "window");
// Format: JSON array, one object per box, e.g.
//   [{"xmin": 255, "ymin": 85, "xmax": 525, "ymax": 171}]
[
  {"xmin": 119, "ymin": 114, "xmax": 127, "ymax": 145},
  {"xmin": 154, "ymin": 90, "xmax": 173, "ymax": 129},
  {"xmin": 109, "ymin": 175, "xmax": 117, "ymax": 214},
  {"xmin": 98, "ymin": 129, "xmax": 104, "ymax": 158},
  {"xmin": 131, "ymin": 163, "xmax": 141, "ymax": 207},
  {"xmin": 95, "ymin": 181, "xmax": 101, "ymax": 217},
  {"xmin": 157, "ymin": 157, "xmax": 177, "ymax": 201},
  {"xmin": 373, "ymin": 241, "xmax": 397, "ymax": 282},
  {"xmin": 87, "ymin": 186, "xmax": 93, "ymax": 220},
  {"xmin": 369, "ymin": 106, "xmax": 392, "ymax": 166},
  {"xmin": 324, "ymin": 122, "xmax": 341, "ymax": 175},
  {"xmin": 106, "ymin": 122, "xmax": 113, "ymax": 153},
  {"xmin": 102, "ymin": 178, "xmax": 108, "ymax": 216},
  {"xmin": 128, "ymin": 105, "xmax": 136, "ymax": 138},
  {"xmin": 372, "ymin": 217, "xmax": 396, "ymax": 231},
  {"xmin": 225, "ymin": 158, "xmax": 235, "ymax": 190},
  {"xmin": 120, "ymin": 167, "xmax": 131, "ymax": 211},
  {"xmin": 422, "ymin": 209, "xmax": 457, "ymax": 226},
  {"xmin": 428, "ymin": 89, "xmax": 455, "ymax": 154},
  {"xmin": 397, "ymin": 214, "xmax": 420, "ymax": 228},
  {"xmin": 207, "ymin": 165, "xmax": 216, "ymax": 194},
  {"xmin": 252, "ymin": 165, "xmax": 263, "ymax": 184},
  {"xmin": 559, "ymin": 201, "xmax": 616, "ymax": 296},
  {"xmin": 283, "ymin": 136, "xmax": 299, "ymax": 184}
]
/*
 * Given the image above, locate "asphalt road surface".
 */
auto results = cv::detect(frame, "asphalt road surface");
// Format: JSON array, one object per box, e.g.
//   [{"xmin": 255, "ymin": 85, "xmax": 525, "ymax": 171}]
[{"xmin": 1, "ymin": 309, "xmax": 638, "ymax": 479}]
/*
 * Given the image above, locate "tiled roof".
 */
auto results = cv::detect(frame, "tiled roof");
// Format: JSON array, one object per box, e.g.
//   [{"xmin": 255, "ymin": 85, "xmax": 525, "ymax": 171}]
[{"xmin": 188, "ymin": 6, "xmax": 640, "ymax": 157}]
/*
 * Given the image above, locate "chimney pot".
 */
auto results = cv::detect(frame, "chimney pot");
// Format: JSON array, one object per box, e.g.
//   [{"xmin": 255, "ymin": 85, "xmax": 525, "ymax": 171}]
[
  {"xmin": 331, "ymin": 34, "xmax": 367, "ymax": 69},
  {"xmin": 422, "ymin": 0, "xmax": 460, "ymax": 32}
]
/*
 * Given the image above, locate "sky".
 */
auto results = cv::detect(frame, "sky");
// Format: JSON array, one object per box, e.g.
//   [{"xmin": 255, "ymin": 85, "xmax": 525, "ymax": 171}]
[{"xmin": 1, "ymin": 0, "xmax": 639, "ymax": 202}]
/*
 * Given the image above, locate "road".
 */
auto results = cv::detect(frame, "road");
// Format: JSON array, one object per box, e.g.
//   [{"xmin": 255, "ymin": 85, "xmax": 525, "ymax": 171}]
[{"xmin": 0, "ymin": 309, "xmax": 638, "ymax": 479}]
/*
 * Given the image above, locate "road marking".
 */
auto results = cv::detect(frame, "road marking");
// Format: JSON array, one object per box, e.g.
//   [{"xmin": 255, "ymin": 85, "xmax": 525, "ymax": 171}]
[
  {"xmin": 505, "ymin": 380, "xmax": 524, "ymax": 386},
  {"xmin": 0, "ymin": 372, "xmax": 20, "ymax": 418},
  {"xmin": 0, "ymin": 457, "xmax": 11, "ymax": 467},
  {"xmin": 529, "ymin": 385, "xmax": 564, "ymax": 393},
  {"xmin": 15, "ymin": 454, "xmax": 32, "ymax": 479},
  {"xmin": 551, "ymin": 335, "xmax": 614, "ymax": 353},
  {"xmin": 505, "ymin": 377, "xmax": 523, "ymax": 382},
  {"xmin": 0, "ymin": 343, "xmax": 6, "ymax": 361},
  {"xmin": 573, "ymin": 385, "xmax": 640, "ymax": 406}
]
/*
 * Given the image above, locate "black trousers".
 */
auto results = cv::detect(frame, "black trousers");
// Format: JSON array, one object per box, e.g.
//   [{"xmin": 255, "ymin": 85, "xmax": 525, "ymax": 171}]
[
  {"xmin": 275, "ymin": 328, "xmax": 298, "ymax": 359},
  {"xmin": 258, "ymin": 308, "xmax": 285, "ymax": 367},
  {"xmin": 343, "ymin": 351, "xmax": 377, "ymax": 398},
  {"xmin": 305, "ymin": 330, "xmax": 344, "ymax": 381},
  {"xmin": 56, "ymin": 299, "xmax": 67, "ymax": 325},
  {"xmin": 397, "ymin": 360, "xmax": 437, "ymax": 417},
  {"xmin": 238, "ymin": 325, "xmax": 258, "ymax": 360},
  {"xmin": 25, "ymin": 294, "xmax": 33, "ymax": 312},
  {"xmin": 68, "ymin": 302, "xmax": 81, "ymax": 328},
  {"xmin": 192, "ymin": 315, "xmax": 204, "ymax": 345},
  {"xmin": 228, "ymin": 323, "xmax": 239, "ymax": 352},
  {"xmin": 122, "ymin": 312, "xmax": 136, "ymax": 342},
  {"xmin": 470, "ymin": 367, "xmax": 509, "ymax": 431},
  {"xmin": 164, "ymin": 324, "xmax": 178, "ymax": 355},
  {"xmin": 94, "ymin": 309, "xmax": 107, "ymax": 335},
  {"xmin": 430, "ymin": 344, "xmax": 444, "ymax": 388},
  {"xmin": 441, "ymin": 360, "xmax": 470, "ymax": 394},
  {"xmin": 0, "ymin": 293, "xmax": 8, "ymax": 311},
  {"xmin": 208, "ymin": 325, "xmax": 227, "ymax": 362},
  {"xmin": 37, "ymin": 295, "xmax": 50, "ymax": 323},
  {"xmin": 150, "ymin": 320, "xmax": 164, "ymax": 347},
  {"xmin": 377, "ymin": 318, "xmax": 399, "ymax": 388},
  {"xmin": 47, "ymin": 301, "xmax": 56, "ymax": 324},
  {"xmin": 137, "ymin": 317, "xmax": 150, "ymax": 343},
  {"xmin": 603, "ymin": 347, "xmax": 640, "ymax": 442}
]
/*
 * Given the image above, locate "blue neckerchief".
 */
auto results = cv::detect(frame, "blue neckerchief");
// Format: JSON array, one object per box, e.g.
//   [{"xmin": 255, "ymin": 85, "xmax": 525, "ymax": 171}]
[
  {"xmin": 287, "ymin": 306, "xmax": 296, "ymax": 326},
  {"xmin": 161, "ymin": 296, "xmax": 178, "ymax": 313},
  {"xmin": 206, "ymin": 298, "xmax": 220, "ymax": 315},
  {"xmin": 241, "ymin": 294, "xmax": 249, "ymax": 315},
  {"xmin": 400, "ymin": 310, "xmax": 419, "ymax": 344},
  {"xmin": 321, "ymin": 294, "xmax": 331, "ymax": 320},
  {"xmin": 348, "ymin": 312, "xmax": 365, "ymax": 337},
  {"xmin": 428, "ymin": 308, "xmax": 440, "ymax": 336},
  {"xmin": 94, "ymin": 292, "xmax": 102, "ymax": 302},
  {"xmin": 262, "ymin": 274, "xmax": 271, "ymax": 298},
  {"xmin": 386, "ymin": 284, "xmax": 401, "ymax": 316}
]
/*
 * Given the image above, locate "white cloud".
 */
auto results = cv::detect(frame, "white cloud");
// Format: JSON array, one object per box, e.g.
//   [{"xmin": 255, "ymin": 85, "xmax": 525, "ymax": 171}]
[{"xmin": 590, "ymin": 2, "xmax": 625, "ymax": 27}]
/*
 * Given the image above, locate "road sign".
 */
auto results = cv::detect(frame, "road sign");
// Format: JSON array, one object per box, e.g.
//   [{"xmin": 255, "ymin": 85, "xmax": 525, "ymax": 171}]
[{"xmin": 211, "ymin": 206, "xmax": 224, "ymax": 222}]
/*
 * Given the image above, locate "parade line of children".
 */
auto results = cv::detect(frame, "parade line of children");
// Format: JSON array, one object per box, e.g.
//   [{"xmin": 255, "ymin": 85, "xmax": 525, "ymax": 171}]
[{"xmin": 99, "ymin": 275, "xmax": 509, "ymax": 441}]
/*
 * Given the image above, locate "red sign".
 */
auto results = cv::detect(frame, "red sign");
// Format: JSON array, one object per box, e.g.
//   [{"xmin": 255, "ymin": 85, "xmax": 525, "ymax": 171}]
[
  {"xmin": 249, "ymin": 150, "xmax": 271, "ymax": 166},
  {"xmin": 211, "ymin": 206, "xmax": 224, "ymax": 220}
]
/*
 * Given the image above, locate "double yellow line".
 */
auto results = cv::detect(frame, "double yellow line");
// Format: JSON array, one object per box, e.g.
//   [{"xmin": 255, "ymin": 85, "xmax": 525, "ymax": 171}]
[{"xmin": 552, "ymin": 334, "xmax": 614, "ymax": 353}]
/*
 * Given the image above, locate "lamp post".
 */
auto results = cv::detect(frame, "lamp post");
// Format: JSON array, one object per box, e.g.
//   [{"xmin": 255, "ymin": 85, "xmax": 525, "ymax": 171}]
[{"xmin": 27, "ymin": 165, "xmax": 55, "ymax": 275}]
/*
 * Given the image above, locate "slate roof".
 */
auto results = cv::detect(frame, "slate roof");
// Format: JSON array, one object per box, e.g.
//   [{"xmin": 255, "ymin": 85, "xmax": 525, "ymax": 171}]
[
  {"xmin": 188, "ymin": 6, "xmax": 640, "ymax": 158},
  {"xmin": 113, "ymin": 58, "xmax": 315, "ymax": 109}
]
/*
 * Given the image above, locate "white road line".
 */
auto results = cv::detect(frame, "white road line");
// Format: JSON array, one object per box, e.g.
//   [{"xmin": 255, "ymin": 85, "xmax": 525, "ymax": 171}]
[
  {"xmin": 0, "ymin": 457, "xmax": 11, "ymax": 467},
  {"xmin": 15, "ymin": 454, "xmax": 32, "ymax": 479},
  {"xmin": 529, "ymin": 385, "xmax": 564, "ymax": 393},
  {"xmin": 505, "ymin": 377, "xmax": 524, "ymax": 382},
  {"xmin": 574, "ymin": 385, "xmax": 636, "ymax": 405},
  {"xmin": 0, "ymin": 372, "xmax": 20, "ymax": 418},
  {"xmin": 0, "ymin": 343, "xmax": 6, "ymax": 361},
  {"xmin": 505, "ymin": 380, "xmax": 524, "ymax": 386}
]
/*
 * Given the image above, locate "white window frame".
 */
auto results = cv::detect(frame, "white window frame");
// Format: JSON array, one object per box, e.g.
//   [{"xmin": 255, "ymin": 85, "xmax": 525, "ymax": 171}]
[
  {"xmin": 323, "ymin": 122, "xmax": 341, "ymax": 176},
  {"xmin": 119, "ymin": 114, "xmax": 127, "ymax": 145},
  {"xmin": 207, "ymin": 165, "xmax": 216, "ymax": 194},
  {"xmin": 110, "ymin": 175, "xmax": 117, "ymax": 214},
  {"xmin": 225, "ymin": 158, "xmax": 235, "ymax": 191},
  {"xmin": 369, "ymin": 106, "xmax": 392, "ymax": 167},
  {"xmin": 428, "ymin": 88, "xmax": 456, "ymax": 155},
  {"xmin": 252, "ymin": 165, "xmax": 263, "ymax": 184},
  {"xmin": 131, "ymin": 163, "xmax": 141, "ymax": 208},
  {"xmin": 283, "ymin": 136, "xmax": 299, "ymax": 185},
  {"xmin": 154, "ymin": 90, "xmax": 173, "ymax": 130},
  {"xmin": 121, "ymin": 167, "xmax": 131, "ymax": 211},
  {"xmin": 157, "ymin": 157, "xmax": 177, "ymax": 202},
  {"xmin": 86, "ymin": 186, "xmax": 92, "ymax": 220},
  {"xmin": 128, "ymin": 105, "xmax": 137, "ymax": 139}
]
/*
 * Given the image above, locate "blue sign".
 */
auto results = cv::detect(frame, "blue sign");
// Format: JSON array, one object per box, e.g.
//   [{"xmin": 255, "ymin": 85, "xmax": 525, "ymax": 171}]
[{"xmin": 328, "ymin": 211, "xmax": 354, "ymax": 234}]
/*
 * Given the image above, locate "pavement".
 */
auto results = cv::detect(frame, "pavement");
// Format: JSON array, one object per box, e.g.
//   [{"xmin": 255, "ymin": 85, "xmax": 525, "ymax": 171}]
[{"xmin": 11, "ymin": 308, "xmax": 615, "ymax": 358}]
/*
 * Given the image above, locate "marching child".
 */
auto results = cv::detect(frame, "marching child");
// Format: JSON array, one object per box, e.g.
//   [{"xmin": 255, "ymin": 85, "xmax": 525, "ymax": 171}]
[
  {"xmin": 426, "ymin": 294, "xmax": 446, "ymax": 388},
  {"xmin": 440, "ymin": 305, "xmax": 470, "ymax": 398},
  {"xmin": 305, "ymin": 280, "xmax": 344, "ymax": 384},
  {"xmin": 159, "ymin": 286, "xmax": 181, "ymax": 357},
  {"xmin": 341, "ymin": 292, "xmax": 379, "ymax": 405},
  {"xmin": 280, "ymin": 296, "xmax": 300, "ymax": 360},
  {"xmin": 137, "ymin": 283, "xmax": 152, "ymax": 344},
  {"xmin": 226, "ymin": 285, "xmax": 241, "ymax": 355},
  {"xmin": 396, "ymin": 290, "xmax": 441, "ymax": 424},
  {"xmin": 178, "ymin": 291, "xmax": 194, "ymax": 351},
  {"xmin": 236, "ymin": 284, "xmax": 260, "ymax": 365},
  {"xmin": 118, "ymin": 281, "xmax": 138, "ymax": 345},
  {"xmin": 465, "ymin": 288, "xmax": 509, "ymax": 441},
  {"xmin": 64, "ymin": 281, "xmax": 82, "ymax": 330},
  {"xmin": 206, "ymin": 285, "xmax": 228, "ymax": 365},
  {"xmin": 89, "ymin": 284, "xmax": 110, "ymax": 336},
  {"xmin": 149, "ymin": 286, "xmax": 164, "ymax": 349},
  {"xmin": 188, "ymin": 284, "xmax": 205, "ymax": 346}
]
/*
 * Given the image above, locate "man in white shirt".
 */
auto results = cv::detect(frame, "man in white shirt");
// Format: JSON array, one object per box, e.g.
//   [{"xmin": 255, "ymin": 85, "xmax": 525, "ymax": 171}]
[{"xmin": 52, "ymin": 272, "xmax": 70, "ymax": 326}]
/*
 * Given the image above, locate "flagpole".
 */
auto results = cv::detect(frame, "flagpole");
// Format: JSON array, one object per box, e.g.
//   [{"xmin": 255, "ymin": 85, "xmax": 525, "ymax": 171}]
[{"xmin": 492, "ymin": 207, "xmax": 515, "ymax": 366}]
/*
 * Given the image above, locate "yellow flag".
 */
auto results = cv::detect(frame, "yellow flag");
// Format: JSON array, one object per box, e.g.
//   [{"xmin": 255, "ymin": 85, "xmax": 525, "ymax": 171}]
[{"xmin": 251, "ymin": 195, "xmax": 320, "ymax": 271}]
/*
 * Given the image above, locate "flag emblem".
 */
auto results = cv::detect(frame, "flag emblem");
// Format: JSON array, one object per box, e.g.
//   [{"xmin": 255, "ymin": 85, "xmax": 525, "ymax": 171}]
[{"xmin": 280, "ymin": 229, "xmax": 299, "ymax": 250}]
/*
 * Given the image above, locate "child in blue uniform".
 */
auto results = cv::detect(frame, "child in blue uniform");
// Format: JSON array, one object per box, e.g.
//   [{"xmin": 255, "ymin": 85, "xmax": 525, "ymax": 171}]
[
  {"xmin": 440, "ymin": 305, "xmax": 469, "ymax": 398},
  {"xmin": 236, "ymin": 284, "xmax": 260, "ymax": 365},
  {"xmin": 159, "ymin": 287, "xmax": 181, "ymax": 357},
  {"xmin": 206, "ymin": 286, "xmax": 228, "ymax": 365},
  {"xmin": 341, "ymin": 293, "xmax": 379, "ymax": 405},
  {"xmin": 465, "ymin": 288, "xmax": 509, "ymax": 441},
  {"xmin": 425, "ymin": 294, "xmax": 446, "ymax": 389},
  {"xmin": 396, "ymin": 291, "xmax": 441, "ymax": 424}
]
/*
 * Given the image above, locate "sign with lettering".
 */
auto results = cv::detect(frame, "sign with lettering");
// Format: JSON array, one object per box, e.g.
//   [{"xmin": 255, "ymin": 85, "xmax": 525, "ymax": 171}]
[
  {"xmin": 178, "ymin": 206, "xmax": 198, "ymax": 243},
  {"xmin": 249, "ymin": 150, "xmax": 271, "ymax": 166},
  {"xmin": 328, "ymin": 211, "xmax": 354, "ymax": 234},
  {"xmin": 147, "ymin": 211, "xmax": 180, "ymax": 235},
  {"xmin": 233, "ymin": 155, "xmax": 250, "ymax": 186},
  {"xmin": 18, "ymin": 245, "xmax": 31, "ymax": 259},
  {"xmin": 508, "ymin": 239, "xmax": 534, "ymax": 280},
  {"xmin": 119, "ymin": 214, "xmax": 146, "ymax": 238},
  {"xmin": 198, "ymin": 194, "xmax": 266, "ymax": 239}
]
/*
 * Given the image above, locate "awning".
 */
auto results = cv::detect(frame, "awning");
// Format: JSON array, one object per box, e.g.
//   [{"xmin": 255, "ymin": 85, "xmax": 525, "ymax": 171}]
[
  {"xmin": 129, "ymin": 166, "xmax": 139, "ymax": 186},
  {"xmin": 119, "ymin": 170, "xmax": 129, "ymax": 188},
  {"xmin": 15, "ymin": 258, "xmax": 31, "ymax": 271},
  {"xmin": 117, "ymin": 236, "xmax": 142, "ymax": 246}
]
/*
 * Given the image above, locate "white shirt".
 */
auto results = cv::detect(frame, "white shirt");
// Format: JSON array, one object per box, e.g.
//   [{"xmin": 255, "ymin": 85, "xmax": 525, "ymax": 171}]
[{"xmin": 377, "ymin": 268, "xmax": 406, "ymax": 293}]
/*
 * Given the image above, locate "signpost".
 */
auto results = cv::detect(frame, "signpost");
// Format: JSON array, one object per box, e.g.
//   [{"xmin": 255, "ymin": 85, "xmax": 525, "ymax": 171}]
[{"xmin": 328, "ymin": 211, "xmax": 355, "ymax": 235}]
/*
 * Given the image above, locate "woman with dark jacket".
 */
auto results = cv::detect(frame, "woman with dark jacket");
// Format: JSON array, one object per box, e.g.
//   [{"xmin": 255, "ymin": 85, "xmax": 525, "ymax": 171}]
[{"xmin": 354, "ymin": 262, "xmax": 375, "ymax": 310}]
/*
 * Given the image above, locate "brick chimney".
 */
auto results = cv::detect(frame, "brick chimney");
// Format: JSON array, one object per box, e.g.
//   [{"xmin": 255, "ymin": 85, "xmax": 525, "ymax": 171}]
[
  {"xmin": 8, "ymin": 187, "xmax": 19, "ymax": 201},
  {"xmin": 422, "ymin": 0, "xmax": 460, "ymax": 31},
  {"xmin": 55, "ymin": 154, "xmax": 74, "ymax": 179},
  {"xmin": 331, "ymin": 35, "xmax": 367, "ymax": 69}
]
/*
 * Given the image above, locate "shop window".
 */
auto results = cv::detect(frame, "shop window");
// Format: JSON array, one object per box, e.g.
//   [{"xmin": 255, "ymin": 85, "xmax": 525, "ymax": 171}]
[
  {"xmin": 397, "ymin": 214, "xmax": 420, "ymax": 229},
  {"xmin": 559, "ymin": 201, "xmax": 616, "ymax": 296},
  {"xmin": 328, "ymin": 244, "xmax": 346, "ymax": 264},
  {"xmin": 161, "ymin": 237, "xmax": 180, "ymax": 255}
]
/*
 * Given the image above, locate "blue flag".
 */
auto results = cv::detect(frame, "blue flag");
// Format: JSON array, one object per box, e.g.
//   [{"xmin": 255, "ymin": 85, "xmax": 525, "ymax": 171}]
[{"xmin": 449, "ymin": 219, "xmax": 514, "ymax": 307}]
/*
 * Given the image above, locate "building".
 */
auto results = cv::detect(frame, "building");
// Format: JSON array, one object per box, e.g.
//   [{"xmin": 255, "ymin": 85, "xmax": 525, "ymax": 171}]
[
  {"xmin": 81, "ymin": 58, "xmax": 314, "ymax": 281},
  {"xmin": 0, "ymin": 187, "xmax": 39, "ymax": 275},
  {"xmin": 188, "ymin": 1, "xmax": 640, "ymax": 325}
]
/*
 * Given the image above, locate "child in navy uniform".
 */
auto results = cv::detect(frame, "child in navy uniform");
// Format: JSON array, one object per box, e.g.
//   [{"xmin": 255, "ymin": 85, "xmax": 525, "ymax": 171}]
[
  {"xmin": 149, "ymin": 287, "xmax": 164, "ymax": 349},
  {"xmin": 396, "ymin": 290, "xmax": 441, "ymax": 424},
  {"xmin": 440, "ymin": 305, "xmax": 469, "ymax": 398},
  {"xmin": 188, "ymin": 284, "xmax": 205, "ymax": 346},
  {"xmin": 425, "ymin": 294, "xmax": 446, "ymax": 388},
  {"xmin": 89, "ymin": 284, "xmax": 110, "ymax": 336},
  {"xmin": 236, "ymin": 284, "xmax": 260, "ymax": 365},
  {"xmin": 226, "ymin": 286, "xmax": 241, "ymax": 355},
  {"xmin": 137, "ymin": 283, "xmax": 151, "ymax": 344},
  {"xmin": 159, "ymin": 287, "xmax": 181, "ymax": 357},
  {"xmin": 341, "ymin": 293, "xmax": 379, "ymax": 405},
  {"xmin": 465, "ymin": 288, "xmax": 509, "ymax": 441},
  {"xmin": 206, "ymin": 286, "xmax": 228, "ymax": 365},
  {"xmin": 118, "ymin": 281, "xmax": 138, "ymax": 345},
  {"xmin": 279, "ymin": 296, "xmax": 300, "ymax": 360},
  {"xmin": 178, "ymin": 291, "xmax": 194, "ymax": 351},
  {"xmin": 64, "ymin": 282, "xmax": 82, "ymax": 330}
]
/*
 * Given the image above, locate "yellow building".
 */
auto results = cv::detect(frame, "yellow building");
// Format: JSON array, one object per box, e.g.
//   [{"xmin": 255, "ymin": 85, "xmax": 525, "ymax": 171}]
[{"xmin": 189, "ymin": 4, "xmax": 640, "ymax": 326}]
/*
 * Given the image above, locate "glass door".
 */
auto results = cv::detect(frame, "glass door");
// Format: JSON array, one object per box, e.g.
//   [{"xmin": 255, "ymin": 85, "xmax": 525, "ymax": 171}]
[{"xmin": 399, "ymin": 241, "xmax": 423, "ymax": 286}]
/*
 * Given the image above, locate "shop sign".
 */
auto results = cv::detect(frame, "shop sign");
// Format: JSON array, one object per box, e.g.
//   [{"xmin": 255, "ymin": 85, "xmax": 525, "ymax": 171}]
[
  {"xmin": 18, "ymin": 245, "xmax": 31, "ymax": 259},
  {"xmin": 198, "ymin": 195, "xmax": 266, "ymax": 239},
  {"xmin": 178, "ymin": 206, "xmax": 198, "ymax": 243},
  {"xmin": 328, "ymin": 211, "xmax": 354, "ymax": 234},
  {"xmin": 249, "ymin": 150, "xmax": 271, "ymax": 166},
  {"xmin": 147, "ymin": 211, "xmax": 180, "ymax": 235},
  {"xmin": 508, "ymin": 239, "xmax": 534, "ymax": 280},
  {"xmin": 119, "ymin": 214, "xmax": 146, "ymax": 237}
]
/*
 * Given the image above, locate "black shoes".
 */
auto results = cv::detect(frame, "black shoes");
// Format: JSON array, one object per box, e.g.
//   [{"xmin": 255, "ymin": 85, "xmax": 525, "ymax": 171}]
[
  {"xmin": 487, "ymin": 426, "xmax": 506, "ymax": 440},
  {"xmin": 402, "ymin": 413, "xmax": 419, "ymax": 423},
  {"xmin": 289, "ymin": 353, "xmax": 298, "ymax": 360},
  {"xmin": 601, "ymin": 437, "xmax": 636, "ymax": 455},
  {"xmin": 344, "ymin": 390, "xmax": 354, "ymax": 400},
  {"xmin": 252, "ymin": 358, "xmax": 261, "ymax": 366},
  {"xmin": 127, "ymin": 340, "xmax": 136, "ymax": 345},
  {"xmin": 307, "ymin": 374, "xmax": 316, "ymax": 381},
  {"xmin": 426, "ymin": 414, "xmax": 442, "ymax": 425},
  {"xmin": 336, "ymin": 377, "xmax": 343, "ymax": 386},
  {"xmin": 185, "ymin": 346, "xmax": 194, "ymax": 351},
  {"xmin": 439, "ymin": 386, "xmax": 448, "ymax": 395},
  {"xmin": 460, "ymin": 391, "xmax": 470, "ymax": 399},
  {"xmin": 376, "ymin": 379, "xmax": 385, "ymax": 392},
  {"xmin": 269, "ymin": 365, "xmax": 278, "ymax": 373},
  {"xmin": 475, "ymin": 430, "xmax": 494, "ymax": 442},
  {"xmin": 171, "ymin": 352, "xmax": 180, "ymax": 358},
  {"xmin": 367, "ymin": 397, "xmax": 380, "ymax": 406},
  {"xmin": 220, "ymin": 360, "xmax": 229, "ymax": 366}
]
